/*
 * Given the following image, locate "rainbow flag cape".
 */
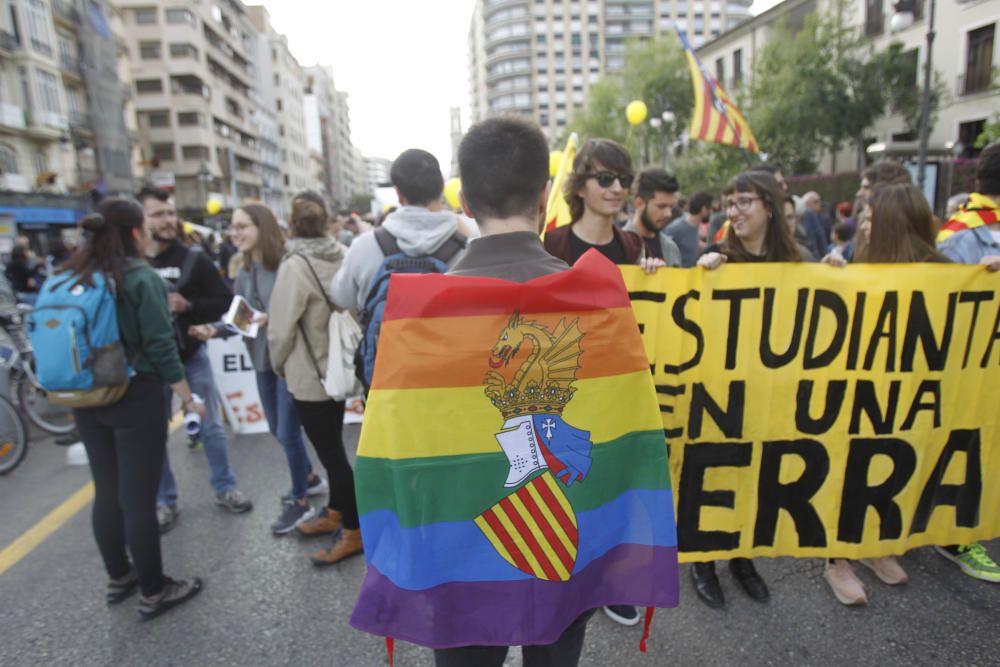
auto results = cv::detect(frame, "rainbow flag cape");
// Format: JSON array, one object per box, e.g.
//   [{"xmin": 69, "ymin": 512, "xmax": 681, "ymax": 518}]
[
  {"xmin": 542, "ymin": 133, "xmax": 578, "ymax": 237},
  {"xmin": 677, "ymin": 29, "xmax": 759, "ymax": 152},
  {"xmin": 350, "ymin": 250, "xmax": 679, "ymax": 648},
  {"xmin": 937, "ymin": 193, "xmax": 1000, "ymax": 242}
]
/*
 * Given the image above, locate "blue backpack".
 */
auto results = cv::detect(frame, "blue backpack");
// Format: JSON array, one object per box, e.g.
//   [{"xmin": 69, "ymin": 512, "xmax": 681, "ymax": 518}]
[
  {"xmin": 27, "ymin": 271, "xmax": 130, "ymax": 407},
  {"xmin": 355, "ymin": 227, "xmax": 466, "ymax": 391}
]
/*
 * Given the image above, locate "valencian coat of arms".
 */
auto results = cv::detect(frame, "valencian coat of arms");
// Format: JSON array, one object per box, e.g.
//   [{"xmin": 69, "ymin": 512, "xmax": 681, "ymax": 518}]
[{"xmin": 475, "ymin": 311, "xmax": 593, "ymax": 582}]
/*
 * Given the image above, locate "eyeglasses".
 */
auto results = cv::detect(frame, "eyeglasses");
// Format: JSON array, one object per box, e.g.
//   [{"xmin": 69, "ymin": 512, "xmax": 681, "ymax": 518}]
[
  {"xmin": 588, "ymin": 171, "xmax": 634, "ymax": 189},
  {"xmin": 725, "ymin": 195, "xmax": 762, "ymax": 212}
]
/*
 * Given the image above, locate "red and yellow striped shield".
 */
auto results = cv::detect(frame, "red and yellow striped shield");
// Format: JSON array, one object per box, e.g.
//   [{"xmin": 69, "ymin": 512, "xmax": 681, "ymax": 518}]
[{"xmin": 475, "ymin": 472, "xmax": 578, "ymax": 582}]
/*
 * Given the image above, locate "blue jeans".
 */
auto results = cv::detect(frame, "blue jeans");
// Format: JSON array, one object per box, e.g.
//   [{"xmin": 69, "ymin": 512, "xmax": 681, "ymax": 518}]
[
  {"xmin": 158, "ymin": 346, "xmax": 238, "ymax": 505},
  {"xmin": 255, "ymin": 369, "xmax": 312, "ymax": 501}
]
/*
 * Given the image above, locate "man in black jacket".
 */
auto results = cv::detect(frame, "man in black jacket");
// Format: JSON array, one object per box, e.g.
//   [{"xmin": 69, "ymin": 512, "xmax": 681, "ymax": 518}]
[{"xmin": 139, "ymin": 187, "xmax": 251, "ymax": 532}]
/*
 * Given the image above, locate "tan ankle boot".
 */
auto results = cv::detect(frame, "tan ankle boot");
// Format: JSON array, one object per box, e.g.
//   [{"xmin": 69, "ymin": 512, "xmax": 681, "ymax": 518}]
[
  {"xmin": 296, "ymin": 508, "xmax": 342, "ymax": 537},
  {"xmin": 310, "ymin": 529, "xmax": 364, "ymax": 567}
]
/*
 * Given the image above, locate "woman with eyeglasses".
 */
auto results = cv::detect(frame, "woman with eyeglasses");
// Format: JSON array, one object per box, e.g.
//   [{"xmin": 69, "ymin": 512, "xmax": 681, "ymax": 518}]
[
  {"xmin": 694, "ymin": 170, "xmax": 802, "ymax": 609},
  {"xmin": 543, "ymin": 139, "xmax": 648, "ymax": 268}
]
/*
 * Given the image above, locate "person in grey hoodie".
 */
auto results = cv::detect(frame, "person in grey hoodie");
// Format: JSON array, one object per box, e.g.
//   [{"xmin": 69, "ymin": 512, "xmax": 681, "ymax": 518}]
[{"xmin": 330, "ymin": 149, "xmax": 467, "ymax": 311}]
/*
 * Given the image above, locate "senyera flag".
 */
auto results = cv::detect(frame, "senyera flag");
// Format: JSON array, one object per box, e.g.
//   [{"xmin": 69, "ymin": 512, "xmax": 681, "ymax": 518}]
[
  {"xmin": 937, "ymin": 193, "xmax": 999, "ymax": 242},
  {"xmin": 542, "ymin": 132, "xmax": 578, "ymax": 237},
  {"xmin": 677, "ymin": 28, "xmax": 759, "ymax": 153},
  {"xmin": 350, "ymin": 250, "xmax": 679, "ymax": 649}
]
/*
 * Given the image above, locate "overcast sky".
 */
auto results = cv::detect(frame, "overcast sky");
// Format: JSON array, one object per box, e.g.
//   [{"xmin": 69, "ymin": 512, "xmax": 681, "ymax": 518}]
[{"xmin": 262, "ymin": 0, "xmax": 779, "ymax": 175}]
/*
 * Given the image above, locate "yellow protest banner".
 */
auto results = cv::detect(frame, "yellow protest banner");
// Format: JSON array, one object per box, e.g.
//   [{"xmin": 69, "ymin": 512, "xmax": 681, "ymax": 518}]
[{"xmin": 622, "ymin": 263, "xmax": 1000, "ymax": 562}]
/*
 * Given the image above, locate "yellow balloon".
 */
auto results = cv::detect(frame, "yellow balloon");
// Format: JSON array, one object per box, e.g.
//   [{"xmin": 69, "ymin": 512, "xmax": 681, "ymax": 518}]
[
  {"xmin": 205, "ymin": 198, "xmax": 222, "ymax": 215},
  {"xmin": 549, "ymin": 151, "xmax": 564, "ymax": 178},
  {"xmin": 443, "ymin": 177, "xmax": 462, "ymax": 210},
  {"xmin": 182, "ymin": 222, "xmax": 194, "ymax": 235},
  {"xmin": 626, "ymin": 100, "xmax": 648, "ymax": 126}
]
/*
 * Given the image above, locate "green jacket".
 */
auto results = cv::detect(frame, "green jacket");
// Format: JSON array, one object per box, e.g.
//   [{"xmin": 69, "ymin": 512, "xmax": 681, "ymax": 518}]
[{"xmin": 117, "ymin": 259, "xmax": 184, "ymax": 384}]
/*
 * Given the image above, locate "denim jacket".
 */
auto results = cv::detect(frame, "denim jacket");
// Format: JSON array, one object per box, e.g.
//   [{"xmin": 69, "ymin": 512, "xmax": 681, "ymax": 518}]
[{"xmin": 937, "ymin": 226, "xmax": 1000, "ymax": 265}]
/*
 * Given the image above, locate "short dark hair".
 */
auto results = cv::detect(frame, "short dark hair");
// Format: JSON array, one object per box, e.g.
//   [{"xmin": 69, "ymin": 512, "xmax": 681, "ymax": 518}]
[
  {"xmin": 688, "ymin": 191, "xmax": 714, "ymax": 214},
  {"xmin": 635, "ymin": 169, "xmax": 679, "ymax": 201},
  {"xmin": 136, "ymin": 185, "xmax": 170, "ymax": 204},
  {"xmin": 390, "ymin": 149, "xmax": 444, "ymax": 206},
  {"xmin": 293, "ymin": 190, "xmax": 328, "ymax": 217},
  {"xmin": 458, "ymin": 116, "xmax": 549, "ymax": 221},
  {"xmin": 976, "ymin": 142, "xmax": 1000, "ymax": 195},
  {"xmin": 564, "ymin": 139, "xmax": 633, "ymax": 221},
  {"xmin": 290, "ymin": 198, "xmax": 328, "ymax": 239},
  {"xmin": 833, "ymin": 221, "xmax": 854, "ymax": 243},
  {"xmin": 862, "ymin": 159, "xmax": 911, "ymax": 186}
]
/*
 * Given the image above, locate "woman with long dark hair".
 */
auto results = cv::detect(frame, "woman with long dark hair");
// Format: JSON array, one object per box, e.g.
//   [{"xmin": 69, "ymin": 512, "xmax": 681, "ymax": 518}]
[
  {"xmin": 189, "ymin": 204, "xmax": 324, "ymax": 535},
  {"xmin": 267, "ymin": 197, "xmax": 361, "ymax": 565},
  {"xmin": 59, "ymin": 198, "xmax": 203, "ymax": 620},
  {"xmin": 694, "ymin": 171, "xmax": 802, "ymax": 609}
]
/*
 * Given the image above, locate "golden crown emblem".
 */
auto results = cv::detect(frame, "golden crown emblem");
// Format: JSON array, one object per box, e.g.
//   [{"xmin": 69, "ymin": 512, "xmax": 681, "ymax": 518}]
[{"xmin": 483, "ymin": 312, "xmax": 584, "ymax": 419}]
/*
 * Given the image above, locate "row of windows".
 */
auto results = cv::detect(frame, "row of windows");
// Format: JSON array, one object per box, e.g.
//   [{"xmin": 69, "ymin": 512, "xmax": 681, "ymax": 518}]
[
  {"xmin": 0, "ymin": 143, "xmax": 51, "ymax": 177},
  {"xmin": 134, "ymin": 7, "xmax": 195, "ymax": 25}
]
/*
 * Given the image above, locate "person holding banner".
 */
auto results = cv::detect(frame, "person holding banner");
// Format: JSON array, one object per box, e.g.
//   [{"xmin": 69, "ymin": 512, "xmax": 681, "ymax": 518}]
[
  {"xmin": 267, "ymin": 197, "xmax": 363, "ymax": 566},
  {"xmin": 190, "ymin": 204, "xmax": 326, "ymax": 535},
  {"xmin": 694, "ymin": 170, "xmax": 803, "ymax": 608}
]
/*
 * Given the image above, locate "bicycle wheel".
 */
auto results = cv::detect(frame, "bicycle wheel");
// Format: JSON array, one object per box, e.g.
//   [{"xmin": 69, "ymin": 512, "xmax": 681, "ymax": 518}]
[
  {"xmin": 0, "ymin": 393, "xmax": 28, "ymax": 474},
  {"xmin": 16, "ymin": 374, "xmax": 77, "ymax": 435}
]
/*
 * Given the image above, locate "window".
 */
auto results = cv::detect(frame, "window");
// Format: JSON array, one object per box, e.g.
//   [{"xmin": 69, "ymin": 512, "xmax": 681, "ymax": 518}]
[
  {"xmin": 165, "ymin": 8, "xmax": 194, "ymax": 25},
  {"xmin": 715, "ymin": 57, "xmax": 725, "ymax": 88},
  {"xmin": 276, "ymin": 99, "xmax": 283, "ymax": 111},
  {"xmin": 958, "ymin": 120, "xmax": 986, "ymax": 157},
  {"xmin": 181, "ymin": 145, "xmax": 209, "ymax": 160},
  {"xmin": 169, "ymin": 43, "xmax": 198, "ymax": 59},
  {"xmin": 146, "ymin": 110, "xmax": 169, "ymax": 127},
  {"xmin": 58, "ymin": 32, "xmax": 77, "ymax": 70},
  {"xmin": 36, "ymin": 69, "xmax": 61, "ymax": 114},
  {"xmin": 26, "ymin": 0, "xmax": 52, "ymax": 55},
  {"xmin": 139, "ymin": 41, "xmax": 161, "ymax": 59},
  {"xmin": 34, "ymin": 151, "xmax": 47, "ymax": 175},
  {"xmin": 135, "ymin": 78, "xmax": 163, "ymax": 93},
  {"xmin": 134, "ymin": 7, "xmax": 156, "ymax": 24},
  {"xmin": 177, "ymin": 111, "xmax": 203, "ymax": 126},
  {"xmin": 865, "ymin": 0, "xmax": 884, "ymax": 37},
  {"xmin": 964, "ymin": 24, "xmax": 995, "ymax": 95},
  {"xmin": 0, "ymin": 144, "xmax": 18, "ymax": 174},
  {"xmin": 733, "ymin": 48, "xmax": 743, "ymax": 87},
  {"xmin": 151, "ymin": 143, "xmax": 175, "ymax": 162}
]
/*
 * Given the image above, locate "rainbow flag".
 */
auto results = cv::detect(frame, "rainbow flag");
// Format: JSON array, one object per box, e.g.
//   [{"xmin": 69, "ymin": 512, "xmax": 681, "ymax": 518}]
[
  {"xmin": 350, "ymin": 250, "xmax": 679, "ymax": 648},
  {"xmin": 677, "ymin": 29, "xmax": 759, "ymax": 153},
  {"xmin": 542, "ymin": 133, "xmax": 578, "ymax": 236},
  {"xmin": 937, "ymin": 193, "xmax": 1000, "ymax": 242}
]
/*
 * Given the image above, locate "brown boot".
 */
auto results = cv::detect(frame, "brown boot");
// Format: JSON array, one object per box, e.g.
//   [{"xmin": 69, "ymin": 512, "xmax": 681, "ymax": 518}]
[
  {"xmin": 310, "ymin": 529, "xmax": 364, "ymax": 567},
  {"xmin": 296, "ymin": 507, "xmax": 342, "ymax": 537}
]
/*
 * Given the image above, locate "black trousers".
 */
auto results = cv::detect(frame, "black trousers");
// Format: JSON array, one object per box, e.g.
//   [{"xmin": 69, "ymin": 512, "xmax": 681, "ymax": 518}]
[
  {"xmin": 74, "ymin": 375, "xmax": 168, "ymax": 597},
  {"xmin": 433, "ymin": 610, "xmax": 595, "ymax": 667},
  {"xmin": 293, "ymin": 398, "xmax": 359, "ymax": 530}
]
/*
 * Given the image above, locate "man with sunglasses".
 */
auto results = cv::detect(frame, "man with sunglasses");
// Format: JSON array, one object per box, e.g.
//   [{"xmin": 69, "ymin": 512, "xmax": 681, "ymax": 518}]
[{"xmin": 543, "ymin": 139, "xmax": 645, "ymax": 267}]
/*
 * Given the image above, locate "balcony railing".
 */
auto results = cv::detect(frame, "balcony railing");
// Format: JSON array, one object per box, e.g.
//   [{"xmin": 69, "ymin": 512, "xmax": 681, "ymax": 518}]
[
  {"xmin": 0, "ymin": 31, "xmax": 18, "ymax": 52},
  {"xmin": 52, "ymin": 0, "xmax": 80, "ymax": 24}
]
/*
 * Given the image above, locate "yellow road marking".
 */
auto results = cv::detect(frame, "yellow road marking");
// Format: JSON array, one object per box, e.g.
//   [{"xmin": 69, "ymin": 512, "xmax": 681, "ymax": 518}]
[{"xmin": 0, "ymin": 411, "xmax": 184, "ymax": 576}]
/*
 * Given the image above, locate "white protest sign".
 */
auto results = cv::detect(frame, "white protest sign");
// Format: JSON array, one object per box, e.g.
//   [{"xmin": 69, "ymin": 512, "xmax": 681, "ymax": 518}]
[{"xmin": 206, "ymin": 337, "xmax": 269, "ymax": 435}]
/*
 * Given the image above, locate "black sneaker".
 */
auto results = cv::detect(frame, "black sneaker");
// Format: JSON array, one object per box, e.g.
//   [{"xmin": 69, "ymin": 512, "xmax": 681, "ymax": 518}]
[
  {"xmin": 603, "ymin": 604, "xmax": 640, "ymax": 626},
  {"xmin": 280, "ymin": 475, "xmax": 328, "ymax": 503},
  {"xmin": 271, "ymin": 501, "xmax": 316, "ymax": 535},
  {"xmin": 137, "ymin": 576, "xmax": 203, "ymax": 621},
  {"xmin": 107, "ymin": 567, "xmax": 138, "ymax": 605}
]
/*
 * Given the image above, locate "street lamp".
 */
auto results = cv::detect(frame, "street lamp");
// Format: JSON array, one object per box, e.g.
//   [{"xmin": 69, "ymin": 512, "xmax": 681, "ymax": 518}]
[{"xmin": 890, "ymin": 0, "xmax": 935, "ymax": 192}]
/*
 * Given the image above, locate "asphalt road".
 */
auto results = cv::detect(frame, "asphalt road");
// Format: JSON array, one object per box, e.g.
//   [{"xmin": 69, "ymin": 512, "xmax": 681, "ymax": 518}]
[{"xmin": 1, "ymin": 419, "xmax": 997, "ymax": 667}]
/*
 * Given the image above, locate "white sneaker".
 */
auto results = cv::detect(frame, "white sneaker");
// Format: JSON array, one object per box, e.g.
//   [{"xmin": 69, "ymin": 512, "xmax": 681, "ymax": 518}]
[{"xmin": 66, "ymin": 442, "xmax": 88, "ymax": 466}]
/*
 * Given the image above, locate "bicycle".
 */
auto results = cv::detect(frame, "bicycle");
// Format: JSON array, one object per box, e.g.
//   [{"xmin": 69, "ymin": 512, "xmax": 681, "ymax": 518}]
[
  {"xmin": 0, "ymin": 372, "xmax": 28, "ymax": 475},
  {"xmin": 0, "ymin": 306, "xmax": 77, "ymax": 435}
]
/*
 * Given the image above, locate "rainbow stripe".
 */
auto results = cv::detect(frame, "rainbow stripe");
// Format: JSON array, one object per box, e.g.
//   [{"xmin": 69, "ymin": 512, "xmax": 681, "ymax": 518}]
[{"xmin": 350, "ymin": 251, "xmax": 679, "ymax": 648}]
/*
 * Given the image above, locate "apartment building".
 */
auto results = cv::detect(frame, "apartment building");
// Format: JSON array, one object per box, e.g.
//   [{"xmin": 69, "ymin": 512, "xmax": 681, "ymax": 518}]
[
  {"xmin": 304, "ymin": 66, "xmax": 367, "ymax": 208},
  {"xmin": 468, "ymin": 0, "xmax": 753, "ymax": 138},
  {"xmin": 0, "ymin": 0, "xmax": 132, "ymax": 194},
  {"xmin": 117, "ymin": 0, "xmax": 262, "ymax": 210},
  {"xmin": 695, "ymin": 0, "xmax": 999, "ymax": 173},
  {"xmin": 246, "ymin": 4, "xmax": 312, "ymax": 216},
  {"xmin": 367, "ymin": 155, "xmax": 391, "ymax": 191}
]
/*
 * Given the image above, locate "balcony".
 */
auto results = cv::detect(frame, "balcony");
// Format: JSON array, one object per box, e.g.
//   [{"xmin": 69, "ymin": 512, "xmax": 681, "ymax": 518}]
[
  {"xmin": 60, "ymin": 56, "xmax": 83, "ymax": 80},
  {"xmin": 0, "ymin": 31, "xmax": 18, "ymax": 54},
  {"xmin": 69, "ymin": 110, "xmax": 91, "ymax": 131},
  {"xmin": 0, "ymin": 103, "xmax": 26, "ymax": 129},
  {"xmin": 52, "ymin": 0, "xmax": 81, "ymax": 27}
]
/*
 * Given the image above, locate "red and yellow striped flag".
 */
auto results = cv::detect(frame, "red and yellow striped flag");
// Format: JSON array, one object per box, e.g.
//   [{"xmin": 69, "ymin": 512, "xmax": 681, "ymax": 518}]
[
  {"xmin": 677, "ymin": 29, "xmax": 759, "ymax": 153},
  {"xmin": 542, "ymin": 133, "xmax": 577, "ymax": 237}
]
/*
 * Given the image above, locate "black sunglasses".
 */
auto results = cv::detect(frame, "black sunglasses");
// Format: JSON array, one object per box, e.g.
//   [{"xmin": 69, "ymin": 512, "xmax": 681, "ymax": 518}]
[{"xmin": 588, "ymin": 171, "xmax": 634, "ymax": 189}]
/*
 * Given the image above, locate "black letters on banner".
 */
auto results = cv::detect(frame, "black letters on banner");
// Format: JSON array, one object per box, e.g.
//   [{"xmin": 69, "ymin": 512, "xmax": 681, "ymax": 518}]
[
  {"xmin": 803, "ymin": 290, "xmax": 848, "ymax": 370},
  {"xmin": 910, "ymin": 429, "xmax": 983, "ymax": 534},
  {"xmin": 849, "ymin": 380, "xmax": 901, "ymax": 435},
  {"xmin": 223, "ymin": 354, "xmax": 237, "ymax": 372},
  {"xmin": 664, "ymin": 290, "xmax": 704, "ymax": 374},
  {"xmin": 864, "ymin": 292, "xmax": 898, "ymax": 371},
  {"xmin": 979, "ymin": 302, "xmax": 1000, "ymax": 368},
  {"xmin": 900, "ymin": 380, "xmax": 942, "ymax": 431},
  {"xmin": 901, "ymin": 292, "xmax": 957, "ymax": 371},
  {"xmin": 689, "ymin": 381, "xmax": 745, "ymax": 439},
  {"xmin": 760, "ymin": 288, "xmax": 807, "ymax": 368},
  {"xmin": 677, "ymin": 442, "xmax": 752, "ymax": 551},
  {"xmin": 753, "ymin": 439, "xmax": 830, "ymax": 547},
  {"xmin": 712, "ymin": 288, "xmax": 761, "ymax": 370},
  {"xmin": 795, "ymin": 380, "xmax": 847, "ymax": 435},
  {"xmin": 959, "ymin": 291, "xmax": 993, "ymax": 368},
  {"xmin": 838, "ymin": 438, "xmax": 917, "ymax": 543}
]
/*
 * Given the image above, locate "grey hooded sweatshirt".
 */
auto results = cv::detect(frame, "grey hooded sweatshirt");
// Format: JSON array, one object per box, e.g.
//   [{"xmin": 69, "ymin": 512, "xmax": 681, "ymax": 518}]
[{"xmin": 329, "ymin": 205, "xmax": 466, "ymax": 311}]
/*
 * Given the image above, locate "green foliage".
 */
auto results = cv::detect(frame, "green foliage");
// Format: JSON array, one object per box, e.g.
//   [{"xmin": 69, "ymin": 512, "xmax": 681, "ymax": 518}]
[
  {"xmin": 976, "ymin": 117, "xmax": 1000, "ymax": 149},
  {"xmin": 564, "ymin": 78, "xmax": 627, "ymax": 145},
  {"xmin": 672, "ymin": 144, "xmax": 747, "ymax": 194}
]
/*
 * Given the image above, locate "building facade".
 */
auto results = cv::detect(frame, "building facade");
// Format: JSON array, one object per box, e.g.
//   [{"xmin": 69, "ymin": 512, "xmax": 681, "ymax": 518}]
[{"xmin": 468, "ymin": 0, "xmax": 753, "ymax": 139}]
